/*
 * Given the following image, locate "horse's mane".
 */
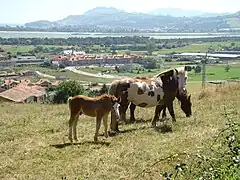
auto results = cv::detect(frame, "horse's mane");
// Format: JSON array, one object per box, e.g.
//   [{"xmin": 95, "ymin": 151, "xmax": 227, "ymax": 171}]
[
  {"xmin": 154, "ymin": 66, "xmax": 187, "ymax": 78},
  {"xmin": 95, "ymin": 94, "xmax": 113, "ymax": 100}
]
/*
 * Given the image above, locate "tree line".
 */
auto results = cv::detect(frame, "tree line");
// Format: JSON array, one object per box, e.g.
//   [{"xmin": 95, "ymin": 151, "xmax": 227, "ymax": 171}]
[{"xmin": 0, "ymin": 36, "xmax": 239, "ymax": 47}]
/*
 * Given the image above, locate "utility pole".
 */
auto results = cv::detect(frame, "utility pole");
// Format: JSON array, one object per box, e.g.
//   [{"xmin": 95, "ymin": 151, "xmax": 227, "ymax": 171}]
[{"xmin": 202, "ymin": 52, "xmax": 207, "ymax": 89}]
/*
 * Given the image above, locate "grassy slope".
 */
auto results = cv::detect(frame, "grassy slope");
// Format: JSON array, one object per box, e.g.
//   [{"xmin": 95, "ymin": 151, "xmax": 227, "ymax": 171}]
[{"xmin": 0, "ymin": 83, "xmax": 240, "ymax": 179}]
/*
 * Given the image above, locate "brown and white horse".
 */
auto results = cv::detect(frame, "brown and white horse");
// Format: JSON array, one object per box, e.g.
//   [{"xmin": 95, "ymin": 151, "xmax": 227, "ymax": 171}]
[
  {"xmin": 108, "ymin": 66, "xmax": 192, "ymax": 132},
  {"xmin": 67, "ymin": 94, "xmax": 120, "ymax": 143}
]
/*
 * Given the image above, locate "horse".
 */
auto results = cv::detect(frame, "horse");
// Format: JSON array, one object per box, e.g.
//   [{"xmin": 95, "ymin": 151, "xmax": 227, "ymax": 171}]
[
  {"xmin": 108, "ymin": 66, "xmax": 191, "ymax": 132},
  {"xmin": 67, "ymin": 94, "xmax": 120, "ymax": 143}
]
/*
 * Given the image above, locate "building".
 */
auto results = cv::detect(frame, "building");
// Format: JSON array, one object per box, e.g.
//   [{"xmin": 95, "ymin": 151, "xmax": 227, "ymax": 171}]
[
  {"xmin": 173, "ymin": 52, "xmax": 240, "ymax": 60},
  {"xmin": 63, "ymin": 50, "xmax": 86, "ymax": 55},
  {"xmin": 0, "ymin": 85, "xmax": 46, "ymax": 103},
  {"xmin": 52, "ymin": 54, "xmax": 143, "ymax": 66},
  {"xmin": 1, "ymin": 79, "xmax": 20, "ymax": 90},
  {"xmin": 35, "ymin": 79, "xmax": 52, "ymax": 87}
]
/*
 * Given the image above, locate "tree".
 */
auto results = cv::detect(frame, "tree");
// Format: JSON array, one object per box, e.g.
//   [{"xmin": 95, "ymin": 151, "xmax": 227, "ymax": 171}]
[
  {"xmin": 47, "ymin": 80, "xmax": 85, "ymax": 104},
  {"xmin": 143, "ymin": 57, "xmax": 157, "ymax": 69},
  {"xmin": 225, "ymin": 65, "xmax": 230, "ymax": 72},
  {"xmin": 99, "ymin": 84, "xmax": 108, "ymax": 95},
  {"xmin": 194, "ymin": 65, "xmax": 202, "ymax": 74},
  {"xmin": 146, "ymin": 41, "xmax": 156, "ymax": 55}
]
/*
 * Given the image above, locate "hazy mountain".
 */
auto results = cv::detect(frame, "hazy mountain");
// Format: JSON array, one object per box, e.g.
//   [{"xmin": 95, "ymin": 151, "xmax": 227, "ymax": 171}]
[
  {"xmin": 25, "ymin": 20, "xmax": 58, "ymax": 29},
  {"xmin": 148, "ymin": 8, "xmax": 230, "ymax": 17},
  {"xmin": 24, "ymin": 7, "xmax": 240, "ymax": 31}
]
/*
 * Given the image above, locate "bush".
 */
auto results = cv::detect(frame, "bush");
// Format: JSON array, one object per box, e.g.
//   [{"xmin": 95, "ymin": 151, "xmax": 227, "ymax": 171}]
[
  {"xmin": 225, "ymin": 65, "xmax": 230, "ymax": 72},
  {"xmin": 157, "ymin": 110, "xmax": 240, "ymax": 179},
  {"xmin": 47, "ymin": 80, "xmax": 85, "ymax": 104},
  {"xmin": 194, "ymin": 65, "xmax": 202, "ymax": 74}
]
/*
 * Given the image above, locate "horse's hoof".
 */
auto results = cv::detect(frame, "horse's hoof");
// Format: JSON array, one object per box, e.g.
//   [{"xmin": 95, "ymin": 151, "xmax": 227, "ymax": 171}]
[
  {"xmin": 129, "ymin": 118, "xmax": 136, "ymax": 123},
  {"xmin": 94, "ymin": 137, "xmax": 98, "ymax": 142},
  {"xmin": 108, "ymin": 130, "xmax": 117, "ymax": 137},
  {"xmin": 104, "ymin": 133, "xmax": 108, "ymax": 138},
  {"xmin": 151, "ymin": 122, "xmax": 156, "ymax": 128}
]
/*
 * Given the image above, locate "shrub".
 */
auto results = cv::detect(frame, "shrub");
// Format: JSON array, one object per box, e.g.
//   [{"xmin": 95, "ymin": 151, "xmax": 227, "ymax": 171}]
[{"xmin": 47, "ymin": 80, "xmax": 85, "ymax": 104}]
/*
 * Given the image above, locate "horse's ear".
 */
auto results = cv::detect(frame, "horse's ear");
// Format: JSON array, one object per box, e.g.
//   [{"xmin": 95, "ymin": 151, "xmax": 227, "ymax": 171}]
[{"xmin": 117, "ymin": 97, "xmax": 121, "ymax": 103}]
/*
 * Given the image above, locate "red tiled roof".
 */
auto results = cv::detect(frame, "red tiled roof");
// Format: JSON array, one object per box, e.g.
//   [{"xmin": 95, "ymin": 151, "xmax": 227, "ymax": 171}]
[
  {"xmin": 0, "ymin": 85, "xmax": 46, "ymax": 103},
  {"xmin": 52, "ymin": 54, "xmax": 141, "ymax": 62},
  {"xmin": 51, "ymin": 80, "xmax": 62, "ymax": 86},
  {"xmin": 35, "ymin": 79, "xmax": 51, "ymax": 85}
]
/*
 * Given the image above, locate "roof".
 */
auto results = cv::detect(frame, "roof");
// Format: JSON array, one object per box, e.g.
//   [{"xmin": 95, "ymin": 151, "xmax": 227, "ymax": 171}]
[
  {"xmin": 175, "ymin": 52, "xmax": 240, "ymax": 58},
  {"xmin": 51, "ymin": 80, "xmax": 62, "ymax": 86},
  {"xmin": 35, "ymin": 79, "xmax": 51, "ymax": 85},
  {"xmin": 0, "ymin": 85, "xmax": 46, "ymax": 103},
  {"xmin": 1, "ymin": 79, "xmax": 20, "ymax": 87}
]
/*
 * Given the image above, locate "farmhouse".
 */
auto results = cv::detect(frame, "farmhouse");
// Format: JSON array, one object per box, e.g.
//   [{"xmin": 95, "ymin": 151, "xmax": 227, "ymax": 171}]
[{"xmin": 0, "ymin": 85, "xmax": 46, "ymax": 103}]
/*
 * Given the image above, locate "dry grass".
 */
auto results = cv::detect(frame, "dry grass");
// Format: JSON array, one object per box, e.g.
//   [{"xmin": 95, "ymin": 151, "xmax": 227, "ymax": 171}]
[{"xmin": 0, "ymin": 83, "xmax": 240, "ymax": 180}]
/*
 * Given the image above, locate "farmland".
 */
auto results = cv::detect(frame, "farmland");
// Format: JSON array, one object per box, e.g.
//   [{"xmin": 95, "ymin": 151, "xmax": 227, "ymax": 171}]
[{"xmin": 0, "ymin": 83, "xmax": 239, "ymax": 179}]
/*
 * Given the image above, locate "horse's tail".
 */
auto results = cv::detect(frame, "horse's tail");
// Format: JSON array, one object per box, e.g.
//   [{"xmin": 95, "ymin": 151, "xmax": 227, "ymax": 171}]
[
  {"xmin": 67, "ymin": 96, "xmax": 73, "ymax": 110},
  {"xmin": 108, "ymin": 80, "xmax": 118, "ymax": 97}
]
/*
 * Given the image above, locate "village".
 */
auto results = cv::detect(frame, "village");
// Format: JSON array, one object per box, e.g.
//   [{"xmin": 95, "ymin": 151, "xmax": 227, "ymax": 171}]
[
  {"xmin": 0, "ymin": 49, "xmax": 145, "ymax": 103},
  {"xmin": 0, "ymin": 46, "xmax": 239, "ymax": 103}
]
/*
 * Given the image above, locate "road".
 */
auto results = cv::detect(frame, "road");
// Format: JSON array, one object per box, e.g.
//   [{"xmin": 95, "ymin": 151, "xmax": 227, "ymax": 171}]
[
  {"xmin": 65, "ymin": 66, "xmax": 128, "ymax": 79},
  {"xmin": 35, "ymin": 71, "xmax": 56, "ymax": 79}
]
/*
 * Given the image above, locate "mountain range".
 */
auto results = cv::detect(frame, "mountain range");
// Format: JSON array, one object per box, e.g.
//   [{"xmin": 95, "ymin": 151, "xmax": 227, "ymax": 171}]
[{"xmin": 25, "ymin": 7, "xmax": 240, "ymax": 31}]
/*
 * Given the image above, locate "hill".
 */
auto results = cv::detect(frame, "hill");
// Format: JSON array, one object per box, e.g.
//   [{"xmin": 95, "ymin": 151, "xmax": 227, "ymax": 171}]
[
  {"xmin": 24, "ymin": 7, "xmax": 240, "ymax": 32},
  {"xmin": 148, "ymin": 8, "xmax": 230, "ymax": 17},
  {"xmin": 0, "ymin": 83, "xmax": 240, "ymax": 179}
]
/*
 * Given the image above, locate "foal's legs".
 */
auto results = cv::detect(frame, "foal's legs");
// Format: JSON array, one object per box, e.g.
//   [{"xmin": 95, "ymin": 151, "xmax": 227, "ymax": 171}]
[
  {"xmin": 73, "ymin": 114, "xmax": 80, "ymax": 142},
  {"xmin": 129, "ymin": 103, "xmax": 136, "ymax": 123},
  {"xmin": 94, "ymin": 113, "xmax": 103, "ymax": 142},
  {"xmin": 68, "ymin": 113, "xmax": 79, "ymax": 143},
  {"xmin": 103, "ymin": 113, "xmax": 109, "ymax": 138}
]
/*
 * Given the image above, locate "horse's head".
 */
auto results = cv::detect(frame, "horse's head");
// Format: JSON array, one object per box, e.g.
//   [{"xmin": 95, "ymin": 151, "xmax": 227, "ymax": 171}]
[
  {"xmin": 175, "ymin": 66, "xmax": 188, "ymax": 95},
  {"xmin": 179, "ymin": 94, "xmax": 192, "ymax": 117},
  {"xmin": 110, "ymin": 95, "xmax": 121, "ymax": 121}
]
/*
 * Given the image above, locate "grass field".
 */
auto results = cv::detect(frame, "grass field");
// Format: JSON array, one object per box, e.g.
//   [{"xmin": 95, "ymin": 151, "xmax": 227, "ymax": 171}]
[
  {"xmin": 10, "ymin": 63, "xmax": 240, "ymax": 86},
  {"xmin": 156, "ymin": 41, "xmax": 240, "ymax": 54},
  {"xmin": 0, "ymin": 83, "xmax": 240, "ymax": 179},
  {"xmin": 5, "ymin": 45, "xmax": 35, "ymax": 55},
  {"xmin": 78, "ymin": 64, "xmax": 240, "ymax": 82},
  {"xmin": 12, "ymin": 66, "xmax": 111, "ymax": 84}
]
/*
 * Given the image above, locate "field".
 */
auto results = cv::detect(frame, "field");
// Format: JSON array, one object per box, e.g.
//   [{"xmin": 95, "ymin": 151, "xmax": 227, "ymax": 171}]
[
  {"xmin": 156, "ymin": 41, "xmax": 240, "ymax": 55},
  {"xmin": 0, "ymin": 83, "xmax": 240, "ymax": 179},
  {"xmin": 3, "ymin": 45, "xmax": 35, "ymax": 55},
  {"xmin": 78, "ymin": 64, "xmax": 240, "ymax": 82},
  {"xmin": 12, "ymin": 66, "xmax": 111, "ymax": 84}
]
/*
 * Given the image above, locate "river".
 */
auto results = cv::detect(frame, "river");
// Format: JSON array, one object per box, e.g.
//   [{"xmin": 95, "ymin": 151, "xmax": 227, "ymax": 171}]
[{"xmin": 0, "ymin": 31, "xmax": 240, "ymax": 39}]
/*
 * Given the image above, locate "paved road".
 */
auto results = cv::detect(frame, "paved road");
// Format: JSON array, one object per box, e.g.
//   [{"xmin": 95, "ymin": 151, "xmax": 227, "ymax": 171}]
[
  {"xmin": 35, "ymin": 71, "xmax": 56, "ymax": 79},
  {"xmin": 65, "ymin": 66, "xmax": 128, "ymax": 79}
]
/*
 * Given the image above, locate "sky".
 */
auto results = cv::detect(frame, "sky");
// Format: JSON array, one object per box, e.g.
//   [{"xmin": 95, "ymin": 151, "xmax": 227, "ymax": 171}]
[{"xmin": 0, "ymin": 0, "xmax": 239, "ymax": 24}]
